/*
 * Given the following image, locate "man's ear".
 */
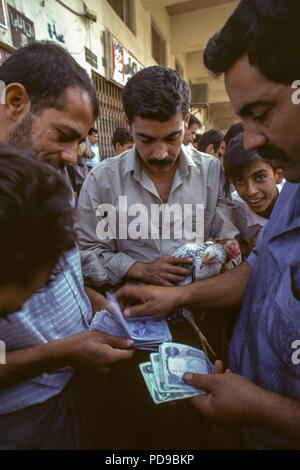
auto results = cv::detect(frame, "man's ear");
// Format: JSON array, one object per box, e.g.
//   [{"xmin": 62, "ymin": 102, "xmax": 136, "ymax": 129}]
[
  {"xmin": 123, "ymin": 112, "xmax": 131, "ymax": 131},
  {"xmin": 275, "ymin": 168, "xmax": 284, "ymax": 184},
  {"xmin": 184, "ymin": 110, "xmax": 191, "ymax": 130},
  {"xmin": 4, "ymin": 83, "xmax": 30, "ymax": 122},
  {"xmin": 115, "ymin": 142, "xmax": 121, "ymax": 151}
]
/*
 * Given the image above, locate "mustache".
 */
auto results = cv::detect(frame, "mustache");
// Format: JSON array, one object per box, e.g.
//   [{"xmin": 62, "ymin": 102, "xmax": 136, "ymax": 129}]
[
  {"xmin": 147, "ymin": 158, "xmax": 173, "ymax": 166},
  {"xmin": 257, "ymin": 144, "xmax": 289, "ymax": 164}
]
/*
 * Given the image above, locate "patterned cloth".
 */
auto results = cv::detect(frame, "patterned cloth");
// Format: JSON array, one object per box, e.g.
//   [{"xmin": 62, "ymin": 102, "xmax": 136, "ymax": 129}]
[{"xmin": 0, "ymin": 246, "xmax": 93, "ymax": 414}]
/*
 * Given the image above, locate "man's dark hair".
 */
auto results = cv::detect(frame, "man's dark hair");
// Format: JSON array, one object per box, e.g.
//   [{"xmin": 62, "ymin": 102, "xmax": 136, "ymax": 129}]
[
  {"xmin": 223, "ymin": 132, "xmax": 274, "ymax": 179},
  {"xmin": 0, "ymin": 144, "xmax": 76, "ymax": 289},
  {"xmin": 112, "ymin": 127, "xmax": 133, "ymax": 149},
  {"xmin": 188, "ymin": 113, "xmax": 202, "ymax": 129},
  {"xmin": 223, "ymin": 121, "xmax": 244, "ymax": 147},
  {"xmin": 122, "ymin": 66, "xmax": 191, "ymax": 123},
  {"xmin": 0, "ymin": 41, "xmax": 99, "ymax": 117},
  {"xmin": 204, "ymin": 0, "xmax": 300, "ymax": 84},
  {"xmin": 88, "ymin": 127, "xmax": 98, "ymax": 135},
  {"xmin": 197, "ymin": 129, "xmax": 224, "ymax": 153}
]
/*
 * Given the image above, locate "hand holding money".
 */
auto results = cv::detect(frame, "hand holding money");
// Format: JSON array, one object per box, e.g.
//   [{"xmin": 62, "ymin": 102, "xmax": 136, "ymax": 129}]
[{"xmin": 139, "ymin": 342, "xmax": 214, "ymax": 404}]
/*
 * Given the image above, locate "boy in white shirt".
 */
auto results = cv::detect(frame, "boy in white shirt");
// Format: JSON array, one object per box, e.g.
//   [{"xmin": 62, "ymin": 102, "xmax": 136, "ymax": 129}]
[{"xmin": 223, "ymin": 132, "xmax": 284, "ymax": 256}]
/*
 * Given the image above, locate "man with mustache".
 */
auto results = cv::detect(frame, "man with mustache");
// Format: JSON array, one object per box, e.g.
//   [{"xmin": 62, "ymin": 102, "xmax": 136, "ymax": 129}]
[
  {"xmin": 76, "ymin": 65, "xmax": 238, "ymax": 289},
  {"xmin": 75, "ymin": 65, "xmax": 238, "ymax": 448},
  {"xmin": 116, "ymin": 0, "xmax": 300, "ymax": 450},
  {"xmin": 0, "ymin": 41, "xmax": 134, "ymax": 450}
]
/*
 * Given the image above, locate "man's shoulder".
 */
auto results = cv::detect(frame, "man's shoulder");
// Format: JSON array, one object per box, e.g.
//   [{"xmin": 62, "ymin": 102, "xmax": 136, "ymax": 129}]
[{"xmin": 187, "ymin": 147, "xmax": 221, "ymax": 170}]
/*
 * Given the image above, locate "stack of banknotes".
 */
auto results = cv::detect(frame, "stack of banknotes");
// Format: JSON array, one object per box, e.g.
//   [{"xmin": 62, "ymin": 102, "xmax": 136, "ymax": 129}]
[
  {"xmin": 89, "ymin": 292, "xmax": 172, "ymax": 350},
  {"xmin": 139, "ymin": 342, "xmax": 214, "ymax": 404}
]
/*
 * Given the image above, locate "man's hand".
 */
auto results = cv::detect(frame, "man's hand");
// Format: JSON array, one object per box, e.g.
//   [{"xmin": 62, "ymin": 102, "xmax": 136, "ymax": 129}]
[
  {"xmin": 125, "ymin": 255, "xmax": 193, "ymax": 286},
  {"xmin": 116, "ymin": 284, "xmax": 182, "ymax": 318},
  {"xmin": 67, "ymin": 331, "xmax": 134, "ymax": 374},
  {"xmin": 84, "ymin": 286, "xmax": 115, "ymax": 317},
  {"xmin": 183, "ymin": 361, "xmax": 265, "ymax": 425}
]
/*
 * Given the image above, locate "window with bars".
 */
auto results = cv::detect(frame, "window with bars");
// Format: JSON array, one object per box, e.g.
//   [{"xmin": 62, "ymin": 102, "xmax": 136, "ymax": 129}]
[
  {"xmin": 92, "ymin": 71, "xmax": 125, "ymax": 160},
  {"xmin": 107, "ymin": 0, "xmax": 135, "ymax": 33},
  {"xmin": 151, "ymin": 22, "xmax": 166, "ymax": 66}
]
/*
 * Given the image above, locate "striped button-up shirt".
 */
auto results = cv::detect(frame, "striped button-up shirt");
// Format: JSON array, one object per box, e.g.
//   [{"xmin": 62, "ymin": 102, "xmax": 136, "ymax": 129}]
[{"xmin": 0, "ymin": 247, "xmax": 93, "ymax": 414}]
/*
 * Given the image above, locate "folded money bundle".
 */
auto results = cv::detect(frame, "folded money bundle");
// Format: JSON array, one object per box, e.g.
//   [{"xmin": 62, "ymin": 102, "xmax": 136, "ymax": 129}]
[
  {"xmin": 139, "ymin": 342, "xmax": 214, "ymax": 404},
  {"xmin": 90, "ymin": 292, "xmax": 172, "ymax": 350}
]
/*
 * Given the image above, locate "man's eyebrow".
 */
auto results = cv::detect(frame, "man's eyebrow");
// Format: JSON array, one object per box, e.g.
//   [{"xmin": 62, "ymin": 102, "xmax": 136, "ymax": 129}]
[
  {"xmin": 237, "ymin": 100, "xmax": 272, "ymax": 117},
  {"xmin": 57, "ymin": 126, "xmax": 82, "ymax": 139},
  {"xmin": 136, "ymin": 130, "xmax": 182, "ymax": 139}
]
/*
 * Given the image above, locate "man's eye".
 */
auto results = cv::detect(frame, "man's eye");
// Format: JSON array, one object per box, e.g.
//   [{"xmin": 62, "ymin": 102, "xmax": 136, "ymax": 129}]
[
  {"xmin": 234, "ymin": 179, "xmax": 245, "ymax": 186},
  {"xmin": 256, "ymin": 175, "xmax": 267, "ymax": 182},
  {"xmin": 57, "ymin": 130, "xmax": 72, "ymax": 142},
  {"xmin": 253, "ymin": 112, "xmax": 268, "ymax": 122}
]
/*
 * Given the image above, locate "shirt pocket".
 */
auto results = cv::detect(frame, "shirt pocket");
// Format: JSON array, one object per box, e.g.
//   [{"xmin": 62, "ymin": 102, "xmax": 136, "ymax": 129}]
[{"xmin": 267, "ymin": 266, "xmax": 300, "ymax": 367}]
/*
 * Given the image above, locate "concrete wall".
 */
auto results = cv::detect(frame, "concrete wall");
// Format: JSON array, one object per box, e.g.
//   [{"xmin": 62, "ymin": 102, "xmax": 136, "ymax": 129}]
[{"xmin": 0, "ymin": 0, "xmax": 187, "ymax": 79}]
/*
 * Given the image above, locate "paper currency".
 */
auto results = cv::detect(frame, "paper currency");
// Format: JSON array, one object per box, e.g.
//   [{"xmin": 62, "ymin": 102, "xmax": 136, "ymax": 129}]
[{"xmin": 139, "ymin": 343, "xmax": 213, "ymax": 404}]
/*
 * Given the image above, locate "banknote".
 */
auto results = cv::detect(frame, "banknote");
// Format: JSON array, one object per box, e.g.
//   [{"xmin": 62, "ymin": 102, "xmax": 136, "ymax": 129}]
[
  {"xmin": 139, "ymin": 362, "xmax": 198, "ymax": 405},
  {"xmin": 159, "ymin": 342, "xmax": 213, "ymax": 392},
  {"xmin": 90, "ymin": 292, "xmax": 172, "ymax": 350}
]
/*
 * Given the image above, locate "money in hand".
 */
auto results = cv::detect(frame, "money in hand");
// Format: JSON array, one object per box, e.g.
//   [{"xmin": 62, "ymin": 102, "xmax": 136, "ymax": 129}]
[
  {"xmin": 89, "ymin": 291, "xmax": 172, "ymax": 350},
  {"xmin": 139, "ymin": 342, "xmax": 214, "ymax": 404}
]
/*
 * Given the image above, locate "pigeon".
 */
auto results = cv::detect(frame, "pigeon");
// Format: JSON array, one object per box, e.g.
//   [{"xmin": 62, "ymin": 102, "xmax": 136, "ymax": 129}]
[{"xmin": 171, "ymin": 238, "xmax": 242, "ymax": 358}]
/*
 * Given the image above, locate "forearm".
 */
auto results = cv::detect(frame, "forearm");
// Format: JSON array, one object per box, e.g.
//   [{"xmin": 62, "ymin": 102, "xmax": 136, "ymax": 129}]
[
  {"xmin": 0, "ymin": 337, "xmax": 74, "ymax": 390},
  {"xmin": 124, "ymin": 261, "xmax": 145, "ymax": 282},
  {"xmin": 175, "ymin": 261, "xmax": 251, "ymax": 310},
  {"xmin": 250, "ymin": 387, "xmax": 300, "ymax": 445}
]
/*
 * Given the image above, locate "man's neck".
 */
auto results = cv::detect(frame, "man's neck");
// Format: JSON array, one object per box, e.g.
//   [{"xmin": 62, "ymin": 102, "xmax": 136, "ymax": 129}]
[{"xmin": 141, "ymin": 160, "xmax": 179, "ymax": 203}]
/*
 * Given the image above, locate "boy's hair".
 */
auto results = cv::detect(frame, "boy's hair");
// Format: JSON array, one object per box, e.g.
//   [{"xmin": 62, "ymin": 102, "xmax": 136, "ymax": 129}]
[
  {"xmin": 223, "ymin": 132, "xmax": 274, "ymax": 179},
  {"xmin": 204, "ymin": 0, "xmax": 300, "ymax": 84},
  {"xmin": 88, "ymin": 127, "xmax": 98, "ymax": 135},
  {"xmin": 112, "ymin": 127, "xmax": 133, "ymax": 149},
  {"xmin": 223, "ymin": 121, "xmax": 244, "ymax": 147},
  {"xmin": 197, "ymin": 129, "xmax": 224, "ymax": 153},
  {"xmin": 0, "ymin": 144, "xmax": 76, "ymax": 289},
  {"xmin": 122, "ymin": 65, "xmax": 191, "ymax": 124},
  {"xmin": 188, "ymin": 113, "xmax": 202, "ymax": 129},
  {"xmin": 0, "ymin": 41, "xmax": 99, "ymax": 118}
]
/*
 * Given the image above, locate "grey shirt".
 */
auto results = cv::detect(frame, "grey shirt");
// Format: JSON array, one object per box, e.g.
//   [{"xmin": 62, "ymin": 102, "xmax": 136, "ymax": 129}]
[{"xmin": 75, "ymin": 145, "xmax": 239, "ymax": 287}]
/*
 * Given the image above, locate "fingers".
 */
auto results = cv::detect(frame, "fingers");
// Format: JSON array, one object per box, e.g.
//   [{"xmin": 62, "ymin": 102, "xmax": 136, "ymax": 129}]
[
  {"xmin": 123, "ymin": 302, "xmax": 154, "ymax": 318},
  {"xmin": 183, "ymin": 372, "xmax": 214, "ymax": 392},
  {"xmin": 100, "ymin": 332, "xmax": 135, "ymax": 349},
  {"xmin": 166, "ymin": 255, "xmax": 194, "ymax": 266},
  {"xmin": 116, "ymin": 285, "xmax": 146, "ymax": 305},
  {"xmin": 213, "ymin": 360, "xmax": 224, "ymax": 374}
]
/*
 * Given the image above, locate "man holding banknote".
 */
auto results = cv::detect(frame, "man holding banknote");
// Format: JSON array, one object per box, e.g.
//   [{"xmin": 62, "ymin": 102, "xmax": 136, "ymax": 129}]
[{"xmin": 117, "ymin": 0, "xmax": 300, "ymax": 450}]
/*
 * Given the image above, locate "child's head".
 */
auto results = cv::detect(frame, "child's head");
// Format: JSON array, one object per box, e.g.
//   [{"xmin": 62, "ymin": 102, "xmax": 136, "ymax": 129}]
[
  {"xmin": 112, "ymin": 127, "xmax": 134, "ymax": 156},
  {"xmin": 224, "ymin": 133, "xmax": 283, "ymax": 218}
]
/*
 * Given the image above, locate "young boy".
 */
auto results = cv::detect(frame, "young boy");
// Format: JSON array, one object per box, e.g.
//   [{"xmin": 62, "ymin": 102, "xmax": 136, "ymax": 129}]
[{"xmin": 223, "ymin": 132, "xmax": 284, "ymax": 256}]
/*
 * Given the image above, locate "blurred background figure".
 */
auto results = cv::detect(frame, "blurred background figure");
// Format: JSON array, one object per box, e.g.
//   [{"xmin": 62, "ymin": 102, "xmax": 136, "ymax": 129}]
[
  {"xmin": 86, "ymin": 127, "xmax": 101, "ymax": 169},
  {"xmin": 183, "ymin": 113, "xmax": 202, "ymax": 147},
  {"xmin": 112, "ymin": 127, "xmax": 134, "ymax": 156},
  {"xmin": 197, "ymin": 129, "xmax": 225, "ymax": 163}
]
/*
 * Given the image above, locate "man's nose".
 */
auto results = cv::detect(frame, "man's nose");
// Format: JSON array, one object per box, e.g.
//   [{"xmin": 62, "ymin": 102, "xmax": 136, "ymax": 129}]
[
  {"xmin": 60, "ymin": 143, "xmax": 79, "ymax": 166},
  {"xmin": 152, "ymin": 142, "xmax": 168, "ymax": 160},
  {"xmin": 243, "ymin": 121, "xmax": 267, "ymax": 152},
  {"xmin": 247, "ymin": 179, "xmax": 259, "ymax": 196}
]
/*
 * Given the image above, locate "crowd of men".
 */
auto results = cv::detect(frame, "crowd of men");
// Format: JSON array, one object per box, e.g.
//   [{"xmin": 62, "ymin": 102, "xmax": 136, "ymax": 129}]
[{"xmin": 0, "ymin": 0, "xmax": 299, "ymax": 451}]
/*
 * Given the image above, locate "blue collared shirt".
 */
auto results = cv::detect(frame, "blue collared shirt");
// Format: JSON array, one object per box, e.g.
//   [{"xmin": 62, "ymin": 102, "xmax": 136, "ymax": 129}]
[
  {"xmin": 0, "ymin": 247, "xmax": 93, "ymax": 414},
  {"xmin": 229, "ymin": 182, "xmax": 300, "ymax": 449}
]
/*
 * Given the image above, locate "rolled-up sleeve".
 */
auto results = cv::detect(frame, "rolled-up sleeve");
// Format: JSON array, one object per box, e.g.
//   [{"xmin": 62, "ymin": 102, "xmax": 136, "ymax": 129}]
[{"xmin": 75, "ymin": 172, "xmax": 136, "ymax": 287}]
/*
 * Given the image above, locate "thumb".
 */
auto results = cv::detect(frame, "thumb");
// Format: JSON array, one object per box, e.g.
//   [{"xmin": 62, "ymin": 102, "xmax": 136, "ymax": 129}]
[
  {"xmin": 103, "ymin": 333, "xmax": 134, "ymax": 350},
  {"xmin": 183, "ymin": 372, "xmax": 214, "ymax": 393}
]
